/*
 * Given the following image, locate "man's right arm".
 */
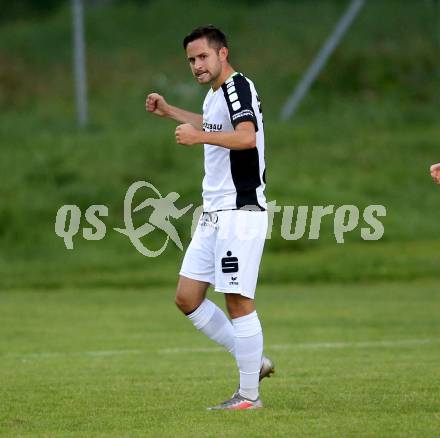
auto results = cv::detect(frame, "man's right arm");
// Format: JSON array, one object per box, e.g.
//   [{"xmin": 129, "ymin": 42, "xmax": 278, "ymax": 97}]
[
  {"xmin": 430, "ymin": 163, "xmax": 440, "ymax": 184},
  {"xmin": 145, "ymin": 93, "xmax": 203, "ymax": 129}
]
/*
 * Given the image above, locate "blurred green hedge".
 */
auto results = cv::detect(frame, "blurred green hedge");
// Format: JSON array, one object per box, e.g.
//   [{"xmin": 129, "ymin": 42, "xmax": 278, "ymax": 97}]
[{"xmin": 0, "ymin": 0, "xmax": 64, "ymax": 22}]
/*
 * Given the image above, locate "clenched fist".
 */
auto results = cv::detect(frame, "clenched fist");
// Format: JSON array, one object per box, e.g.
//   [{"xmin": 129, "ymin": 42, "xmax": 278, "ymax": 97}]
[
  {"xmin": 175, "ymin": 123, "xmax": 200, "ymax": 146},
  {"xmin": 430, "ymin": 163, "xmax": 440, "ymax": 184},
  {"xmin": 145, "ymin": 93, "xmax": 169, "ymax": 117}
]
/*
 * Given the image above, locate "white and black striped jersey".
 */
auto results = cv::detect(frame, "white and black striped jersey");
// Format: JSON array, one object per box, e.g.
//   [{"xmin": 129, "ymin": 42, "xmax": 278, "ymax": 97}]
[{"xmin": 201, "ymin": 72, "xmax": 266, "ymax": 212}]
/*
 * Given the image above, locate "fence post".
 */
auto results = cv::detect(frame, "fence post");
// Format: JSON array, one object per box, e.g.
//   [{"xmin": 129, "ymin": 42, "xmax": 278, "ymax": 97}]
[
  {"xmin": 280, "ymin": 0, "xmax": 365, "ymax": 121},
  {"xmin": 72, "ymin": 0, "xmax": 88, "ymax": 128}
]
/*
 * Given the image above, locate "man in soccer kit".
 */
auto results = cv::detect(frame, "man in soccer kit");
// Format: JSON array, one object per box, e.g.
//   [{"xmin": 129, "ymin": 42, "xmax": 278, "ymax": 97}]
[{"xmin": 146, "ymin": 25, "xmax": 274, "ymax": 410}]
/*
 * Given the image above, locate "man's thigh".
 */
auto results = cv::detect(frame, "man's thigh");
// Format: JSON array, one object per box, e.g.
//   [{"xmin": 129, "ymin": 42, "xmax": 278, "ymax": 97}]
[
  {"xmin": 179, "ymin": 212, "xmax": 216, "ymax": 285},
  {"xmin": 214, "ymin": 210, "xmax": 268, "ymax": 299}
]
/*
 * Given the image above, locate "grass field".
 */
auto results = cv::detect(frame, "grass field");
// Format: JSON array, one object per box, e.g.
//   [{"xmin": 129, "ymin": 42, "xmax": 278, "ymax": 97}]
[{"xmin": 1, "ymin": 281, "xmax": 439, "ymax": 437}]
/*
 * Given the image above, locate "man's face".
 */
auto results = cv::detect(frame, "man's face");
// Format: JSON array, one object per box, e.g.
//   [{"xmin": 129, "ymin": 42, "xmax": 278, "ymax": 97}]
[{"xmin": 186, "ymin": 37, "xmax": 226, "ymax": 85}]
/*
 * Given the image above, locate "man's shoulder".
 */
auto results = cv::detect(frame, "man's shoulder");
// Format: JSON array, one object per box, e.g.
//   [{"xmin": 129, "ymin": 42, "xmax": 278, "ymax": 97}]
[
  {"xmin": 220, "ymin": 72, "xmax": 260, "ymax": 129},
  {"xmin": 221, "ymin": 73, "xmax": 257, "ymax": 99},
  {"xmin": 232, "ymin": 73, "xmax": 257, "ymax": 90},
  {"xmin": 203, "ymin": 88, "xmax": 215, "ymax": 112}
]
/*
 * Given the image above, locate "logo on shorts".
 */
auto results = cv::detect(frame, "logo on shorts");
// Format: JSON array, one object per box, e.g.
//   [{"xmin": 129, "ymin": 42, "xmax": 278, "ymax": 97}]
[
  {"xmin": 221, "ymin": 250, "xmax": 239, "ymax": 274},
  {"xmin": 229, "ymin": 275, "xmax": 239, "ymax": 286},
  {"xmin": 200, "ymin": 212, "xmax": 219, "ymax": 228}
]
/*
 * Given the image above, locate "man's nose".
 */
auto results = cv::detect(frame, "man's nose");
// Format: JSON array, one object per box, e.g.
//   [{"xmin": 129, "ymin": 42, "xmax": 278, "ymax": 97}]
[{"xmin": 194, "ymin": 59, "xmax": 203, "ymax": 71}]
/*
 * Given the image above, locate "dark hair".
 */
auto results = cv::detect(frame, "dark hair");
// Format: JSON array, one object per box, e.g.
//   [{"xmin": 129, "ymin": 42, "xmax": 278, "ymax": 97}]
[{"xmin": 183, "ymin": 25, "xmax": 228, "ymax": 51}]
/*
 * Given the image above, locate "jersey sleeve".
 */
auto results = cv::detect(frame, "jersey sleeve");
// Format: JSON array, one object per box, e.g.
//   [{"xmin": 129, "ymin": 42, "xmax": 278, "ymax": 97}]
[{"xmin": 221, "ymin": 74, "xmax": 258, "ymax": 132}]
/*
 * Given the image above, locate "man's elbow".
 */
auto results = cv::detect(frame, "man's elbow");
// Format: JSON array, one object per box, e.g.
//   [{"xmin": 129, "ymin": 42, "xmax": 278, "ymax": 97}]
[{"xmin": 242, "ymin": 131, "xmax": 256, "ymax": 149}]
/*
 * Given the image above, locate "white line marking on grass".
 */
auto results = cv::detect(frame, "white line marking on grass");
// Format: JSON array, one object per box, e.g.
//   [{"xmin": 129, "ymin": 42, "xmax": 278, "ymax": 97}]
[
  {"xmin": 270, "ymin": 338, "xmax": 435, "ymax": 350},
  {"xmin": 160, "ymin": 346, "xmax": 225, "ymax": 354},
  {"xmin": 2, "ymin": 339, "xmax": 436, "ymax": 361},
  {"xmin": 3, "ymin": 349, "xmax": 145, "ymax": 360},
  {"xmin": 159, "ymin": 338, "xmax": 436, "ymax": 354}
]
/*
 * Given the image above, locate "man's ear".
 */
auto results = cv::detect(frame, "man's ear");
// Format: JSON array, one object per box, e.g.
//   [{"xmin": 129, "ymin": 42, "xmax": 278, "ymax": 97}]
[{"xmin": 219, "ymin": 46, "xmax": 229, "ymax": 62}]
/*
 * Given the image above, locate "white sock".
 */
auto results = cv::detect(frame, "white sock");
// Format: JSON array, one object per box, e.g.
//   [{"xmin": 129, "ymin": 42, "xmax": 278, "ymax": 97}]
[
  {"xmin": 232, "ymin": 310, "xmax": 263, "ymax": 401},
  {"xmin": 186, "ymin": 299, "xmax": 235, "ymax": 355}
]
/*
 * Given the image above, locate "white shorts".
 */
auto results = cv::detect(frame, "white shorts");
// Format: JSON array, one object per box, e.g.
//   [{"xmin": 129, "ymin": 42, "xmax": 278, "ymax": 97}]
[{"xmin": 179, "ymin": 209, "xmax": 268, "ymax": 299}]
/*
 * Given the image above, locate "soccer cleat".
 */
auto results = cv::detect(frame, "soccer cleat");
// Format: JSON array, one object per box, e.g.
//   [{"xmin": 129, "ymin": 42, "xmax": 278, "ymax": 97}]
[
  {"xmin": 259, "ymin": 355, "xmax": 275, "ymax": 381},
  {"xmin": 207, "ymin": 393, "xmax": 263, "ymax": 410}
]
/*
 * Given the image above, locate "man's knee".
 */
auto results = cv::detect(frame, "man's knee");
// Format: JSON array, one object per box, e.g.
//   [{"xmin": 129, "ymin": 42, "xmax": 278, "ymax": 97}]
[
  {"xmin": 175, "ymin": 289, "xmax": 194, "ymax": 314},
  {"xmin": 174, "ymin": 276, "xmax": 208, "ymax": 314},
  {"xmin": 174, "ymin": 290, "xmax": 194, "ymax": 313},
  {"xmin": 225, "ymin": 294, "xmax": 255, "ymax": 319}
]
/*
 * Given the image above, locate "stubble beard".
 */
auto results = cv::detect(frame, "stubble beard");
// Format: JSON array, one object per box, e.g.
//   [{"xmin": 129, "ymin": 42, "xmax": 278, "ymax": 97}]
[{"xmin": 194, "ymin": 65, "xmax": 221, "ymax": 87}]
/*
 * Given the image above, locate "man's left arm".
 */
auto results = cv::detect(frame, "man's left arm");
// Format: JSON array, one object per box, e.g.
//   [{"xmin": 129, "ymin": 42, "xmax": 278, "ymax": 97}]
[{"xmin": 175, "ymin": 121, "xmax": 256, "ymax": 150}]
